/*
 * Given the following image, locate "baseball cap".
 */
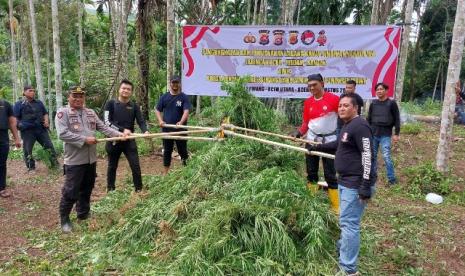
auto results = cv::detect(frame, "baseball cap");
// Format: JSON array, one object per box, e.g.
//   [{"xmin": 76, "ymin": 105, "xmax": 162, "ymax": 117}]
[{"xmin": 170, "ymin": 76, "xmax": 181, "ymax": 82}]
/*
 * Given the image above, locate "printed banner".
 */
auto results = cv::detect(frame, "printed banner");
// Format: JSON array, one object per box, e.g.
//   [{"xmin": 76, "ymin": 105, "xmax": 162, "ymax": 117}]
[{"xmin": 182, "ymin": 25, "xmax": 401, "ymax": 99}]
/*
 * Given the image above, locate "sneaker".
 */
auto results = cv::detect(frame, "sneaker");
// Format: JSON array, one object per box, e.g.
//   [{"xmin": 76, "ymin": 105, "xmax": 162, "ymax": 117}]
[
  {"xmin": 61, "ymin": 221, "xmax": 73, "ymax": 233},
  {"xmin": 388, "ymin": 180, "xmax": 397, "ymax": 186}
]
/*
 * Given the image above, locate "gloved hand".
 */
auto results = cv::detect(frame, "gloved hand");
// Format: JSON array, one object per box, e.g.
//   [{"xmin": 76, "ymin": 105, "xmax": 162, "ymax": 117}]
[
  {"xmin": 358, "ymin": 183, "xmax": 372, "ymax": 200},
  {"xmin": 289, "ymin": 129, "xmax": 302, "ymax": 138}
]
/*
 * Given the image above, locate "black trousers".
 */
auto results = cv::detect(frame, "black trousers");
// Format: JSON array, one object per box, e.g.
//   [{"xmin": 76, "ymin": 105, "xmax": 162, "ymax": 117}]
[
  {"xmin": 106, "ymin": 140, "xmax": 142, "ymax": 191},
  {"xmin": 305, "ymin": 144, "xmax": 338, "ymax": 189},
  {"xmin": 21, "ymin": 128, "xmax": 57, "ymax": 169},
  {"xmin": 162, "ymin": 138, "xmax": 188, "ymax": 167},
  {"xmin": 0, "ymin": 131, "xmax": 9, "ymax": 191},
  {"xmin": 59, "ymin": 163, "xmax": 96, "ymax": 223}
]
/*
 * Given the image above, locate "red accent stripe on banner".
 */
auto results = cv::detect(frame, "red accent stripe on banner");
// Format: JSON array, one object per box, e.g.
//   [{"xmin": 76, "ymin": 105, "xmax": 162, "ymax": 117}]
[
  {"xmin": 371, "ymin": 27, "xmax": 400, "ymax": 97},
  {"xmin": 183, "ymin": 26, "xmax": 221, "ymax": 77}
]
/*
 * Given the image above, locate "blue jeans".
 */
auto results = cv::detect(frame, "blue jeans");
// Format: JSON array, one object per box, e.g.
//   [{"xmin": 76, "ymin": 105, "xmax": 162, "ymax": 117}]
[
  {"xmin": 372, "ymin": 135, "xmax": 396, "ymax": 183},
  {"xmin": 338, "ymin": 185, "xmax": 367, "ymax": 274}
]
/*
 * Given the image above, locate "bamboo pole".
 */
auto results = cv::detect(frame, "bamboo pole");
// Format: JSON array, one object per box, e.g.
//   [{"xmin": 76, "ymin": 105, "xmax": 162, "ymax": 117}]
[
  {"xmin": 222, "ymin": 124, "xmax": 321, "ymax": 145},
  {"xmin": 97, "ymin": 129, "xmax": 218, "ymax": 142},
  {"xmin": 162, "ymin": 124, "xmax": 217, "ymax": 131},
  {"xmin": 155, "ymin": 135, "xmax": 224, "ymax": 141},
  {"xmin": 148, "ymin": 122, "xmax": 216, "ymax": 131},
  {"xmin": 223, "ymin": 130, "xmax": 335, "ymax": 159}
]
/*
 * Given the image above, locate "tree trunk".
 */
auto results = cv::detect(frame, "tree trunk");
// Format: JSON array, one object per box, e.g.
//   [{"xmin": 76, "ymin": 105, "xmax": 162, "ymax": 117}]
[
  {"xmin": 370, "ymin": 0, "xmax": 380, "ymax": 24},
  {"xmin": 394, "ymin": 0, "xmax": 414, "ymax": 101},
  {"xmin": 167, "ymin": 0, "xmax": 175, "ymax": 84},
  {"xmin": 253, "ymin": 0, "xmax": 258, "ymax": 25},
  {"xmin": 27, "ymin": 0, "xmax": 46, "ymax": 103},
  {"xmin": 436, "ymin": 0, "xmax": 465, "ymax": 172},
  {"xmin": 78, "ymin": 0, "xmax": 85, "ymax": 87},
  {"xmin": 51, "ymin": 0, "xmax": 63, "ymax": 109},
  {"xmin": 120, "ymin": 0, "xmax": 130, "ymax": 79},
  {"xmin": 8, "ymin": 0, "xmax": 19, "ymax": 102},
  {"xmin": 46, "ymin": 20, "xmax": 53, "ymax": 130},
  {"xmin": 136, "ymin": 0, "xmax": 150, "ymax": 120}
]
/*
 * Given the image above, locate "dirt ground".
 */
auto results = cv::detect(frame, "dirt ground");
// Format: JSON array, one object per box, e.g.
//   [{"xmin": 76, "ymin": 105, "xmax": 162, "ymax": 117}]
[{"xmin": 0, "ymin": 154, "xmax": 168, "ymax": 264}]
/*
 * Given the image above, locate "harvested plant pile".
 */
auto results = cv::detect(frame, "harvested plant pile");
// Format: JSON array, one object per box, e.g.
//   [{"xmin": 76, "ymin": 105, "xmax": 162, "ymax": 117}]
[{"xmin": 66, "ymin": 78, "xmax": 338, "ymax": 274}]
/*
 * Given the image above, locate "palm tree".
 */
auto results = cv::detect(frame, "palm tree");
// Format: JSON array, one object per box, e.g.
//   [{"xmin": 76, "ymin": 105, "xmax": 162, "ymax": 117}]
[
  {"xmin": 8, "ymin": 0, "xmax": 20, "ymax": 101},
  {"xmin": 27, "ymin": 0, "xmax": 46, "ymax": 102},
  {"xmin": 436, "ymin": 0, "xmax": 465, "ymax": 172},
  {"xmin": 51, "ymin": 0, "xmax": 63, "ymax": 108}
]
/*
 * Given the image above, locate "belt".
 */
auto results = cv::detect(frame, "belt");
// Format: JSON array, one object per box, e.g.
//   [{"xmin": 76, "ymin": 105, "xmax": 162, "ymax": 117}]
[{"xmin": 310, "ymin": 130, "xmax": 337, "ymax": 143}]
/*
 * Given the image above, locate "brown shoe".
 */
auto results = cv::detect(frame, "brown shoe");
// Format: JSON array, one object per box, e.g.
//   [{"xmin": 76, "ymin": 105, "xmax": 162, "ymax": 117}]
[{"xmin": 0, "ymin": 190, "xmax": 11, "ymax": 198}]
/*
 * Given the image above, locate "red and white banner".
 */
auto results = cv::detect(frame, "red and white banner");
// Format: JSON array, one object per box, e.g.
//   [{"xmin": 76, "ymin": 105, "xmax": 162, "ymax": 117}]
[{"xmin": 182, "ymin": 25, "xmax": 401, "ymax": 99}]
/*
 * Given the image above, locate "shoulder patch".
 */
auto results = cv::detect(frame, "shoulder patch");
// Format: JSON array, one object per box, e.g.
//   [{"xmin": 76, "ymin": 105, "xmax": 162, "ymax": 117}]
[{"xmin": 57, "ymin": 112, "xmax": 63, "ymax": 119}]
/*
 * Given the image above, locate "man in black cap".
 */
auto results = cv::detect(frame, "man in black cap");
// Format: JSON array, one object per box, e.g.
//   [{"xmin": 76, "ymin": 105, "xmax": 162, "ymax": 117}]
[
  {"xmin": 155, "ymin": 76, "xmax": 191, "ymax": 175},
  {"xmin": 55, "ymin": 86, "xmax": 125, "ymax": 233},
  {"xmin": 13, "ymin": 85, "xmax": 58, "ymax": 171},
  {"xmin": 104, "ymin": 79, "xmax": 148, "ymax": 192},
  {"xmin": 0, "ymin": 97, "xmax": 21, "ymax": 198}
]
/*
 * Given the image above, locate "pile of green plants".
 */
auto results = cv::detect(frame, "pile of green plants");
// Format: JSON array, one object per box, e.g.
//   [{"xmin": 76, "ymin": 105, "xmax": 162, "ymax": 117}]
[
  {"xmin": 403, "ymin": 162, "xmax": 453, "ymax": 197},
  {"xmin": 60, "ymin": 77, "xmax": 338, "ymax": 274}
]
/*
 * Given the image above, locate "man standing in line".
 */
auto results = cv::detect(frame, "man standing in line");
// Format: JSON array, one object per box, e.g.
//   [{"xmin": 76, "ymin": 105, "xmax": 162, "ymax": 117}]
[
  {"xmin": 312, "ymin": 94, "xmax": 375, "ymax": 276},
  {"xmin": 342, "ymin": 80, "xmax": 364, "ymax": 115},
  {"xmin": 155, "ymin": 76, "xmax": 191, "ymax": 175},
  {"xmin": 291, "ymin": 73, "xmax": 340, "ymax": 213},
  {"xmin": 56, "ymin": 86, "xmax": 125, "ymax": 233},
  {"xmin": 0, "ymin": 97, "xmax": 21, "ymax": 198},
  {"xmin": 366, "ymin": 82, "xmax": 400, "ymax": 186},
  {"xmin": 104, "ymin": 80, "xmax": 148, "ymax": 192},
  {"xmin": 337, "ymin": 80, "xmax": 365, "ymax": 136},
  {"xmin": 13, "ymin": 85, "xmax": 58, "ymax": 171}
]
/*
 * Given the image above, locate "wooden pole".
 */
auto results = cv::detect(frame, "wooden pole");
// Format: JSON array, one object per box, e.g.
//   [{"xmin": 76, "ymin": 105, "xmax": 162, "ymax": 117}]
[
  {"xmin": 162, "ymin": 124, "xmax": 217, "ymax": 131},
  {"xmin": 222, "ymin": 124, "xmax": 321, "ymax": 145},
  {"xmin": 97, "ymin": 129, "xmax": 217, "ymax": 142},
  {"xmin": 223, "ymin": 130, "xmax": 335, "ymax": 159},
  {"xmin": 154, "ymin": 136, "xmax": 224, "ymax": 141}
]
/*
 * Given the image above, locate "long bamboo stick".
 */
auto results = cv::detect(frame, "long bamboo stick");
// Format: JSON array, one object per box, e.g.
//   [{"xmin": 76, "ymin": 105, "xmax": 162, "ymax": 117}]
[
  {"xmin": 223, "ymin": 130, "xmax": 335, "ymax": 159},
  {"xmin": 156, "ymin": 135, "xmax": 224, "ymax": 141},
  {"xmin": 148, "ymin": 122, "xmax": 216, "ymax": 131},
  {"xmin": 222, "ymin": 124, "xmax": 321, "ymax": 145},
  {"xmin": 162, "ymin": 124, "xmax": 217, "ymax": 131},
  {"xmin": 97, "ymin": 129, "xmax": 218, "ymax": 142}
]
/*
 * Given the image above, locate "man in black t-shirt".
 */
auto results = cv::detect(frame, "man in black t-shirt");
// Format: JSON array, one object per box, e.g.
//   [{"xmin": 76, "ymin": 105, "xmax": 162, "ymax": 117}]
[
  {"xmin": 155, "ymin": 76, "xmax": 191, "ymax": 175},
  {"xmin": 313, "ymin": 93, "xmax": 375, "ymax": 276},
  {"xmin": 0, "ymin": 98, "xmax": 21, "ymax": 198},
  {"xmin": 104, "ymin": 79, "xmax": 148, "ymax": 192},
  {"xmin": 367, "ymin": 82, "xmax": 400, "ymax": 185}
]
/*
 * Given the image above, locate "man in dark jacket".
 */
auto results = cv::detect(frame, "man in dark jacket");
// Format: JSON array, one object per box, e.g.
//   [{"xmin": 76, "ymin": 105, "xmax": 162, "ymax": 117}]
[
  {"xmin": 13, "ymin": 85, "xmax": 58, "ymax": 171},
  {"xmin": 311, "ymin": 93, "xmax": 375, "ymax": 276},
  {"xmin": 366, "ymin": 82, "xmax": 400, "ymax": 185},
  {"xmin": 0, "ymin": 98, "xmax": 21, "ymax": 198},
  {"xmin": 104, "ymin": 79, "xmax": 148, "ymax": 192}
]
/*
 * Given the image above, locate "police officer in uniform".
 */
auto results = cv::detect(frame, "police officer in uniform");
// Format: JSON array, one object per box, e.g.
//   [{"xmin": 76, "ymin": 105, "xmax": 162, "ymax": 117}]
[
  {"xmin": 104, "ymin": 79, "xmax": 148, "ymax": 192},
  {"xmin": 0, "ymin": 98, "xmax": 21, "ymax": 198},
  {"xmin": 56, "ymin": 86, "xmax": 125, "ymax": 233},
  {"xmin": 13, "ymin": 85, "xmax": 58, "ymax": 171}
]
